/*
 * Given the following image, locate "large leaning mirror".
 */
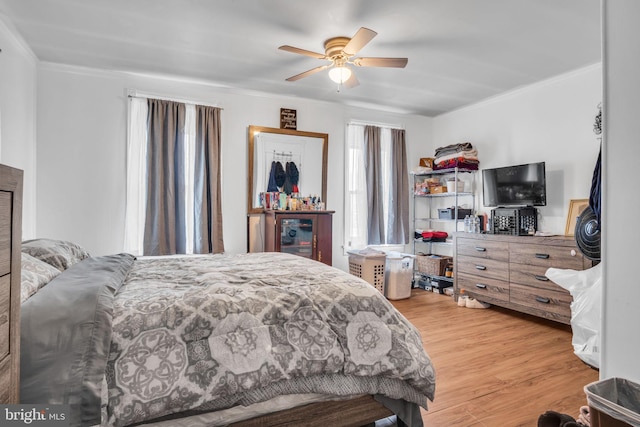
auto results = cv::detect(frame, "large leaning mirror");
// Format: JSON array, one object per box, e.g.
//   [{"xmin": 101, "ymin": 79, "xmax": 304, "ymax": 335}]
[{"xmin": 248, "ymin": 125, "xmax": 328, "ymax": 214}]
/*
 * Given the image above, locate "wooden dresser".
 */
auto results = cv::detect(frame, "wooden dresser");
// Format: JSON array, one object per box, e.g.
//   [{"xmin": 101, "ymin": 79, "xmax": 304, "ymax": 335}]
[
  {"xmin": 0, "ymin": 164, "xmax": 23, "ymax": 403},
  {"xmin": 264, "ymin": 210, "xmax": 334, "ymax": 266},
  {"xmin": 454, "ymin": 232, "xmax": 590, "ymax": 324}
]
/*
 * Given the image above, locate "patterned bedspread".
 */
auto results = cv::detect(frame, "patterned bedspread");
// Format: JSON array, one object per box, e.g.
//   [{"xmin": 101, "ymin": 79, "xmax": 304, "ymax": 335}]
[
  {"xmin": 21, "ymin": 252, "xmax": 435, "ymax": 427},
  {"xmin": 107, "ymin": 253, "xmax": 435, "ymax": 426}
]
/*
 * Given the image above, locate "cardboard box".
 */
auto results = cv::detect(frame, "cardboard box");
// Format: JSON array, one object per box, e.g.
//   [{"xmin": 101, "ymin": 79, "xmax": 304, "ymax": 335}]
[{"xmin": 419, "ymin": 157, "xmax": 434, "ymax": 168}]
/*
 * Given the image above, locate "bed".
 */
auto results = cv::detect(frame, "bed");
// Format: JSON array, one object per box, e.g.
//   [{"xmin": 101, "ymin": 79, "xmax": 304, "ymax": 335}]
[{"xmin": 18, "ymin": 239, "xmax": 436, "ymax": 427}]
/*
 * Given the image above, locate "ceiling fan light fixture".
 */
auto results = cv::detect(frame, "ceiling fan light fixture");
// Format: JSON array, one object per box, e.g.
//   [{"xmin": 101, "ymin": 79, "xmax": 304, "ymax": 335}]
[
  {"xmin": 280, "ymin": 27, "xmax": 405, "ymax": 89},
  {"xmin": 328, "ymin": 66, "xmax": 351, "ymax": 84}
]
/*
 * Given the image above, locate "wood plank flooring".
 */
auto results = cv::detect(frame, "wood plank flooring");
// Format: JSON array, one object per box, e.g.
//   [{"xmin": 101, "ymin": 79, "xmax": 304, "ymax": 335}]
[{"xmin": 389, "ymin": 289, "xmax": 599, "ymax": 427}]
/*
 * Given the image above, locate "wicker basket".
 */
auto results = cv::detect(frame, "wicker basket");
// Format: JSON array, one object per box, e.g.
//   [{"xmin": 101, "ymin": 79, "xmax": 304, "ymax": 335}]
[{"xmin": 416, "ymin": 254, "xmax": 453, "ymax": 276}]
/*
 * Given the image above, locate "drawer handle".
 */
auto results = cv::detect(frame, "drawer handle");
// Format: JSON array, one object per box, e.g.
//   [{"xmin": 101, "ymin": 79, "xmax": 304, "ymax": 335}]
[
  {"xmin": 535, "ymin": 296, "xmax": 550, "ymax": 304},
  {"xmin": 475, "ymin": 265, "xmax": 487, "ymax": 271},
  {"xmin": 535, "ymin": 253, "xmax": 550, "ymax": 259},
  {"xmin": 474, "ymin": 247, "xmax": 487, "ymax": 252},
  {"xmin": 475, "ymin": 283, "xmax": 487, "ymax": 289},
  {"xmin": 535, "ymin": 275, "xmax": 550, "ymax": 282}
]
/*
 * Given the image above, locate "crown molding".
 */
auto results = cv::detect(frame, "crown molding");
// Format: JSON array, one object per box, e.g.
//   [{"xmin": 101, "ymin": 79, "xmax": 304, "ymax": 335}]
[{"xmin": 0, "ymin": 14, "xmax": 38, "ymax": 63}]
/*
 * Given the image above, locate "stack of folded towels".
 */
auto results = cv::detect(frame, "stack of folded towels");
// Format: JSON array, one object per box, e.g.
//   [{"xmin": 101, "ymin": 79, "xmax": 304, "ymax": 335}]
[{"xmin": 434, "ymin": 142, "xmax": 479, "ymax": 170}]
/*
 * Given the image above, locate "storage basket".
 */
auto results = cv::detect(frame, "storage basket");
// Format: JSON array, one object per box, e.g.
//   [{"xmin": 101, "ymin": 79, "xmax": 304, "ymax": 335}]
[
  {"xmin": 347, "ymin": 249, "xmax": 387, "ymax": 293},
  {"xmin": 416, "ymin": 254, "xmax": 453, "ymax": 276}
]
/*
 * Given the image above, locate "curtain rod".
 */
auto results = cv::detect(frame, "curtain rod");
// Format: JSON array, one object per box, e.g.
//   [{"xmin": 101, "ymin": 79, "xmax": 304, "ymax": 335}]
[
  {"xmin": 127, "ymin": 89, "xmax": 223, "ymax": 109},
  {"xmin": 348, "ymin": 120, "xmax": 404, "ymax": 130}
]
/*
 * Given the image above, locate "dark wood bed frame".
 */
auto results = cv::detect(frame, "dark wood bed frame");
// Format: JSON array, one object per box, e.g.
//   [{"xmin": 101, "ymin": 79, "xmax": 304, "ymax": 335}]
[{"xmin": 2, "ymin": 164, "xmax": 401, "ymax": 426}]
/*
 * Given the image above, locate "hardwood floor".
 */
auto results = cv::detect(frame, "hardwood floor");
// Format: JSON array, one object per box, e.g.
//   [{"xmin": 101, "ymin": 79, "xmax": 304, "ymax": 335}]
[{"xmin": 390, "ymin": 288, "xmax": 599, "ymax": 427}]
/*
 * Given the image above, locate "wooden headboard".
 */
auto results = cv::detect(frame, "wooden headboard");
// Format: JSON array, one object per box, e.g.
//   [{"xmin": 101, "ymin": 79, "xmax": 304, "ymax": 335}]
[{"xmin": 0, "ymin": 164, "xmax": 23, "ymax": 404}]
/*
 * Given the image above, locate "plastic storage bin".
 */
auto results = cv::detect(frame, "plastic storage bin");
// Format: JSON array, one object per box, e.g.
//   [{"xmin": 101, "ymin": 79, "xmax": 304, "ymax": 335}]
[
  {"xmin": 384, "ymin": 252, "xmax": 415, "ymax": 300},
  {"xmin": 584, "ymin": 377, "xmax": 640, "ymax": 427},
  {"xmin": 347, "ymin": 248, "xmax": 387, "ymax": 294},
  {"xmin": 437, "ymin": 207, "xmax": 472, "ymax": 220},
  {"xmin": 445, "ymin": 179, "xmax": 465, "ymax": 192}
]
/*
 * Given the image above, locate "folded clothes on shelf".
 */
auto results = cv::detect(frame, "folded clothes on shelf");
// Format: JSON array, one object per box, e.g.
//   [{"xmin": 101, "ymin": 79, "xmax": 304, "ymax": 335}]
[{"xmin": 421, "ymin": 230, "xmax": 448, "ymax": 242}]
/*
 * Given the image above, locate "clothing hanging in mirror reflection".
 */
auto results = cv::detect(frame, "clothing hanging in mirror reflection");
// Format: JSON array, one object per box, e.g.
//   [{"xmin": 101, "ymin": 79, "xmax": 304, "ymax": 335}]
[
  {"xmin": 267, "ymin": 151, "xmax": 301, "ymax": 195},
  {"xmin": 288, "ymin": 161, "xmax": 300, "ymax": 193}
]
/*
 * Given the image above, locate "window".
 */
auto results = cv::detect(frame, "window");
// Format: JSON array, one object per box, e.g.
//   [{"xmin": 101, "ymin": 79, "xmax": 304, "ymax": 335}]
[
  {"xmin": 344, "ymin": 122, "xmax": 409, "ymax": 252},
  {"xmin": 124, "ymin": 96, "xmax": 224, "ymax": 256}
]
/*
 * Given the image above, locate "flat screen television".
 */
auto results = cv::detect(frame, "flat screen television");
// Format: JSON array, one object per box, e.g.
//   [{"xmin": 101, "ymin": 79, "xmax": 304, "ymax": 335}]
[{"xmin": 482, "ymin": 162, "xmax": 547, "ymax": 207}]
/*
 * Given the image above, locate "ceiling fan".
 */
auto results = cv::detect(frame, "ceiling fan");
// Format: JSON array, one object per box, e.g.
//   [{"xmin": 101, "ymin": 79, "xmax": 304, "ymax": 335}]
[{"xmin": 279, "ymin": 27, "xmax": 408, "ymax": 88}]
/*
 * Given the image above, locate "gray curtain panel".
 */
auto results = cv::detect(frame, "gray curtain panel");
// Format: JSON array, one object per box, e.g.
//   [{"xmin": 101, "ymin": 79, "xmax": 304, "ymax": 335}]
[
  {"xmin": 364, "ymin": 125, "xmax": 384, "ymax": 245},
  {"xmin": 144, "ymin": 99, "xmax": 187, "ymax": 255},
  {"xmin": 193, "ymin": 105, "xmax": 225, "ymax": 254},
  {"xmin": 388, "ymin": 128, "xmax": 410, "ymax": 244}
]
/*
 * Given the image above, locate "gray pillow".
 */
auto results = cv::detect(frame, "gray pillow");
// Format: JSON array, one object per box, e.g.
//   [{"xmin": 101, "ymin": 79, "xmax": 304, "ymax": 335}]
[
  {"xmin": 22, "ymin": 238, "xmax": 91, "ymax": 271},
  {"xmin": 21, "ymin": 252, "xmax": 62, "ymax": 303}
]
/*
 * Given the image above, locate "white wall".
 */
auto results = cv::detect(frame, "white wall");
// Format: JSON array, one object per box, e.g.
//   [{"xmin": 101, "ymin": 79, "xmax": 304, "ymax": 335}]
[
  {"xmin": 35, "ymin": 62, "xmax": 431, "ymax": 272},
  {"xmin": 0, "ymin": 15, "xmax": 37, "ymax": 238},
  {"xmin": 432, "ymin": 65, "xmax": 602, "ymax": 235},
  {"xmin": 34, "ymin": 60, "xmax": 604, "ymax": 272},
  {"xmin": 601, "ymin": 0, "xmax": 640, "ymax": 382}
]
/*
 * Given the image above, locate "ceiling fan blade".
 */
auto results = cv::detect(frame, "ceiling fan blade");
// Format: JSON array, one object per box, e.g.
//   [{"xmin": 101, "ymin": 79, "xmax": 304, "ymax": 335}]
[
  {"xmin": 343, "ymin": 27, "xmax": 377, "ymax": 56},
  {"xmin": 285, "ymin": 64, "xmax": 329, "ymax": 81},
  {"xmin": 353, "ymin": 57, "xmax": 408, "ymax": 68},
  {"xmin": 343, "ymin": 73, "xmax": 360, "ymax": 89},
  {"xmin": 279, "ymin": 45, "xmax": 326, "ymax": 59}
]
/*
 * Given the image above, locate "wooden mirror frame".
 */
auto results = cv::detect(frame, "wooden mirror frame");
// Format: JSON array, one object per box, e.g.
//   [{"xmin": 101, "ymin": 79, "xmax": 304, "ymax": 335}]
[{"xmin": 247, "ymin": 125, "xmax": 328, "ymax": 214}]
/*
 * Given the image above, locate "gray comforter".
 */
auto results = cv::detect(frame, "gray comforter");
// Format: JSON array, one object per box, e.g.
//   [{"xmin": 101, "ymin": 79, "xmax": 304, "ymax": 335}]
[{"xmin": 21, "ymin": 252, "xmax": 435, "ymax": 427}]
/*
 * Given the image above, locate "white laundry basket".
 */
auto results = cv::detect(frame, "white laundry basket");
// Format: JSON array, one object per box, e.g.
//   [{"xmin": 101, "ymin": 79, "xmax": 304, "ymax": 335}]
[
  {"xmin": 384, "ymin": 252, "xmax": 415, "ymax": 300},
  {"xmin": 347, "ymin": 248, "xmax": 387, "ymax": 294}
]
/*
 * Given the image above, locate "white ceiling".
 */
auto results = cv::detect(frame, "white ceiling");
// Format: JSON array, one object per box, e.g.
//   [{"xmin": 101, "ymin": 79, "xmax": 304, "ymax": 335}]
[{"xmin": 0, "ymin": 0, "xmax": 601, "ymax": 117}]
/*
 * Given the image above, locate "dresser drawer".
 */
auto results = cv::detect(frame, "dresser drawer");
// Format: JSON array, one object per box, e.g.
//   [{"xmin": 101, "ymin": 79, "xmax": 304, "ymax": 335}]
[
  {"xmin": 457, "ymin": 255, "xmax": 509, "ymax": 282},
  {"xmin": 0, "ymin": 275, "xmax": 9, "ymax": 360},
  {"xmin": 509, "ymin": 242, "xmax": 584, "ymax": 270},
  {"xmin": 510, "ymin": 283, "xmax": 572, "ymax": 322},
  {"xmin": 457, "ymin": 272, "xmax": 509, "ymax": 302},
  {"xmin": 510, "ymin": 263, "xmax": 570, "ymax": 293},
  {"xmin": 456, "ymin": 237, "xmax": 509, "ymax": 262}
]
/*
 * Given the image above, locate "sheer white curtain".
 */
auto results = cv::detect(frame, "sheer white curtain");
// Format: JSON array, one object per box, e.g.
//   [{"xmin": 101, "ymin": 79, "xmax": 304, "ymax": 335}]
[
  {"xmin": 380, "ymin": 130, "xmax": 391, "ymax": 239},
  {"xmin": 183, "ymin": 104, "xmax": 196, "ymax": 253},
  {"xmin": 124, "ymin": 97, "xmax": 148, "ymax": 255},
  {"xmin": 344, "ymin": 124, "xmax": 368, "ymax": 251}
]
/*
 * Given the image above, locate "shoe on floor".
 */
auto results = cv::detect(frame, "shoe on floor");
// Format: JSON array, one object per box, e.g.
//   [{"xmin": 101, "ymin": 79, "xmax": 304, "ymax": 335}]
[
  {"xmin": 466, "ymin": 297, "xmax": 490, "ymax": 309},
  {"xmin": 538, "ymin": 410, "xmax": 577, "ymax": 427}
]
